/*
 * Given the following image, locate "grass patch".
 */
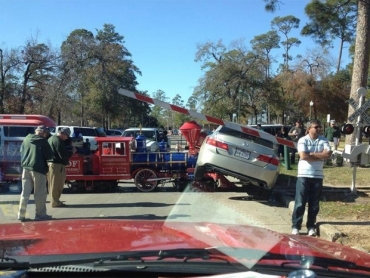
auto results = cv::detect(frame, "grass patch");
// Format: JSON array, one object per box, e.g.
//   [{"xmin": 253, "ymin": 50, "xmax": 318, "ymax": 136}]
[
  {"xmin": 277, "ymin": 142, "xmax": 370, "ymax": 251},
  {"xmin": 278, "ymin": 159, "xmax": 370, "ymax": 187},
  {"xmin": 319, "ymin": 201, "xmax": 370, "ymax": 220}
]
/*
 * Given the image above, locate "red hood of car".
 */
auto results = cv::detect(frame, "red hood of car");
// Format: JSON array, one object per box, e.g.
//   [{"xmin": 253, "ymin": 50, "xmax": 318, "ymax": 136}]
[{"xmin": 1, "ymin": 219, "xmax": 370, "ymax": 272}]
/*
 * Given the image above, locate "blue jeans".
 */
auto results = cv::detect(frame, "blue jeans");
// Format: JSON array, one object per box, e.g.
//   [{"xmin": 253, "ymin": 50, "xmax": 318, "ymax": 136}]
[{"xmin": 292, "ymin": 177, "xmax": 323, "ymax": 230}]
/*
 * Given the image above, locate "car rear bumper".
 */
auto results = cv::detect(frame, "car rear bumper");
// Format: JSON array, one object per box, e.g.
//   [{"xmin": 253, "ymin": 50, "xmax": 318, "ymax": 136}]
[{"xmin": 196, "ymin": 150, "xmax": 279, "ymax": 189}]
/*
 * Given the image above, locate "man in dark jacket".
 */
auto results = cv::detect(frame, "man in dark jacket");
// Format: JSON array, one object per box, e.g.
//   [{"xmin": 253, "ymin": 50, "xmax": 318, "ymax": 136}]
[
  {"xmin": 18, "ymin": 125, "xmax": 53, "ymax": 221},
  {"xmin": 47, "ymin": 127, "xmax": 74, "ymax": 207},
  {"xmin": 288, "ymin": 120, "xmax": 306, "ymax": 164},
  {"xmin": 324, "ymin": 120, "xmax": 341, "ymax": 151}
]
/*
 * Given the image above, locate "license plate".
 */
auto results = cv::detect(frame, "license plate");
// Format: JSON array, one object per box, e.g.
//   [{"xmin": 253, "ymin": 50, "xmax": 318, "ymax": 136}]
[{"xmin": 234, "ymin": 149, "xmax": 250, "ymax": 160}]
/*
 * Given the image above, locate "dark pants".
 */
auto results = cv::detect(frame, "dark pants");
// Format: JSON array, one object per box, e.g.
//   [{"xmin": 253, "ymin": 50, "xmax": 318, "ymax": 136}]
[
  {"xmin": 290, "ymin": 148, "xmax": 297, "ymax": 164},
  {"xmin": 278, "ymin": 145, "xmax": 284, "ymax": 158},
  {"xmin": 292, "ymin": 177, "xmax": 323, "ymax": 230}
]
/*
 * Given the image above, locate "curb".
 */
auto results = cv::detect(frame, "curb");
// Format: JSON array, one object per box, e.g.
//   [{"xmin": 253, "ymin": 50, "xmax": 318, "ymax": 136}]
[
  {"xmin": 0, "ymin": 200, "xmax": 20, "ymax": 205},
  {"xmin": 275, "ymin": 191, "xmax": 342, "ymax": 242}
]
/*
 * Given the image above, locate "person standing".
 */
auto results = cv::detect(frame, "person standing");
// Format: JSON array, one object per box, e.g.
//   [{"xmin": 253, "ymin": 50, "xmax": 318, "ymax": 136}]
[
  {"xmin": 288, "ymin": 120, "xmax": 305, "ymax": 164},
  {"xmin": 324, "ymin": 120, "xmax": 341, "ymax": 151},
  {"xmin": 47, "ymin": 127, "xmax": 74, "ymax": 207},
  {"xmin": 161, "ymin": 130, "xmax": 169, "ymax": 148},
  {"xmin": 18, "ymin": 125, "xmax": 53, "ymax": 221},
  {"xmin": 291, "ymin": 120, "xmax": 331, "ymax": 236},
  {"xmin": 276, "ymin": 125, "xmax": 288, "ymax": 159},
  {"xmin": 129, "ymin": 134, "xmax": 137, "ymax": 152}
]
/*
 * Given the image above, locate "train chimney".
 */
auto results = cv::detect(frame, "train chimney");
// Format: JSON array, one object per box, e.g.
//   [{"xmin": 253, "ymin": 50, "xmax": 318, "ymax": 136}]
[{"xmin": 179, "ymin": 121, "xmax": 201, "ymax": 155}]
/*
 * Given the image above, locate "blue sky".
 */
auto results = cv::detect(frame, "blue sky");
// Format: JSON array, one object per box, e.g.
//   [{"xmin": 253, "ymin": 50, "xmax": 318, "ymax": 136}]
[{"xmin": 1, "ymin": 0, "xmax": 349, "ymax": 104}]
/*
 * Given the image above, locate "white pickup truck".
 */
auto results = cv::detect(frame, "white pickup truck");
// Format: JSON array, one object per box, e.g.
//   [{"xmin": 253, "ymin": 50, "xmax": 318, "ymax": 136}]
[
  {"xmin": 122, "ymin": 128, "xmax": 170, "ymax": 152},
  {"xmin": 51, "ymin": 126, "xmax": 106, "ymax": 151}
]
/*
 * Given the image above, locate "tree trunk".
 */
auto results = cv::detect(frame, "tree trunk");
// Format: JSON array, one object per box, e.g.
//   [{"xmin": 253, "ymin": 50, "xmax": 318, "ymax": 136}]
[
  {"xmin": 346, "ymin": 0, "xmax": 370, "ymax": 145},
  {"xmin": 0, "ymin": 49, "xmax": 4, "ymax": 114},
  {"xmin": 336, "ymin": 38, "xmax": 344, "ymax": 73}
]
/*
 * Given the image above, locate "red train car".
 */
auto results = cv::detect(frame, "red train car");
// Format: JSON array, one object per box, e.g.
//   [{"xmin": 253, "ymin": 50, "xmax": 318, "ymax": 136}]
[{"xmin": 65, "ymin": 136, "xmax": 197, "ymax": 192}]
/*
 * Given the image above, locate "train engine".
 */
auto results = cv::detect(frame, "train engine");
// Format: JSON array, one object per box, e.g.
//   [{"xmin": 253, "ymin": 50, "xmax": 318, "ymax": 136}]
[{"xmin": 65, "ymin": 121, "xmax": 204, "ymax": 192}]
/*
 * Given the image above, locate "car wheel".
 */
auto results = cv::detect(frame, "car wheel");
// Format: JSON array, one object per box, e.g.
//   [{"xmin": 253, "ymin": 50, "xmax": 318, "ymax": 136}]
[{"xmin": 194, "ymin": 165, "xmax": 205, "ymax": 180}]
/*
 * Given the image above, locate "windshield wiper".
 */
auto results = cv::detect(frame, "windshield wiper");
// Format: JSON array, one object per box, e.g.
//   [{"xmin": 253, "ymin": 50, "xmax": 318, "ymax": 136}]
[
  {"xmin": 255, "ymin": 251, "xmax": 370, "ymax": 274},
  {"xmin": 6, "ymin": 247, "xmax": 370, "ymax": 275},
  {"xmin": 0, "ymin": 257, "xmax": 29, "ymax": 269},
  {"xmin": 95, "ymin": 248, "xmax": 231, "ymax": 265}
]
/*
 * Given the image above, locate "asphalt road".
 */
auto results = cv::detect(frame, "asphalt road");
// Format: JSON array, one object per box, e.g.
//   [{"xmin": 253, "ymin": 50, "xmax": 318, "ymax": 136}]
[
  {"xmin": 0, "ymin": 133, "xmax": 293, "ymax": 235},
  {"xmin": 0, "ymin": 181, "xmax": 293, "ymax": 235}
]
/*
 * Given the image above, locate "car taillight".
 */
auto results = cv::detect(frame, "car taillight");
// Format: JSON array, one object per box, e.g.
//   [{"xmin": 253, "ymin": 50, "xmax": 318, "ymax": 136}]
[
  {"xmin": 206, "ymin": 137, "xmax": 228, "ymax": 151},
  {"xmin": 257, "ymin": 154, "xmax": 279, "ymax": 166}
]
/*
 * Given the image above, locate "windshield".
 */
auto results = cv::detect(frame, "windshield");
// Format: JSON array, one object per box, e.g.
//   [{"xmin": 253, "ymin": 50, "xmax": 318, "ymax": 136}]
[
  {"xmin": 123, "ymin": 129, "xmax": 157, "ymax": 140},
  {"xmin": 2, "ymin": 126, "xmax": 39, "ymax": 137},
  {"xmin": 1, "ymin": 1, "xmax": 370, "ymax": 277}
]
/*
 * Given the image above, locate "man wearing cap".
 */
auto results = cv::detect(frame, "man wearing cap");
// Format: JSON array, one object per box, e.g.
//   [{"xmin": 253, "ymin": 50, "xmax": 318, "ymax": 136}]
[
  {"xmin": 324, "ymin": 120, "xmax": 341, "ymax": 151},
  {"xmin": 47, "ymin": 127, "xmax": 75, "ymax": 207},
  {"xmin": 18, "ymin": 125, "xmax": 53, "ymax": 221}
]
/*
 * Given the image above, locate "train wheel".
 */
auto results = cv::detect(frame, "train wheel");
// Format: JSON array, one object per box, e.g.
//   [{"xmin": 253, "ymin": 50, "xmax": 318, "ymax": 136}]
[
  {"xmin": 134, "ymin": 169, "xmax": 158, "ymax": 192},
  {"xmin": 71, "ymin": 182, "xmax": 85, "ymax": 193},
  {"xmin": 175, "ymin": 177, "xmax": 189, "ymax": 192}
]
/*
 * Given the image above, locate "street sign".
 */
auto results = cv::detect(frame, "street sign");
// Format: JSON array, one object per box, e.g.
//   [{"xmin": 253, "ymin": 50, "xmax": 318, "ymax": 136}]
[{"xmin": 348, "ymin": 98, "xmax": 370, "ymax": 123}]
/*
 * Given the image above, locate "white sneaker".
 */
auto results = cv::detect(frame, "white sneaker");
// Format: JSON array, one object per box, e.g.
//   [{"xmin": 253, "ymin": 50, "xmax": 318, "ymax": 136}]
[
  {"xmin": 292, "ymin": 228, "xmax": 300, "ymax": 235},
  {"xmin": 308, "ymin": 228, "xmax": 316, "ymax": 236}
]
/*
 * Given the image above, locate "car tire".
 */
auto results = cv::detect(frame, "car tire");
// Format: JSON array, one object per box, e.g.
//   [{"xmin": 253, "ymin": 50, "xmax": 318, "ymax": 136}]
[{"xmin": 194, "ymin": 165, "xmax": 205, "ymax": 180}]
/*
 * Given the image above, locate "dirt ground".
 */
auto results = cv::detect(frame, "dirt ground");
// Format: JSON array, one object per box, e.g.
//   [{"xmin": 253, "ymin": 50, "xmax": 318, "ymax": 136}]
[{"xmin": 318, "ymin": 190, "xmax": 370, "ymax": 253}]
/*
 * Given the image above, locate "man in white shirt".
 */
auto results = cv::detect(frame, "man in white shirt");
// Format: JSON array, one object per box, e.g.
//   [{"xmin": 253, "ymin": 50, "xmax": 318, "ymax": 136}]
[{"xmin": 291, "ymin": 120, "xmax": 331, "ymax": 236}]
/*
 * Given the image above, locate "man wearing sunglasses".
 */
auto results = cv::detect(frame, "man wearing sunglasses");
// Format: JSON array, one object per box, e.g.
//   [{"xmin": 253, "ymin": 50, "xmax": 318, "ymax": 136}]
[{"xmin": 291, "ymin": 120, "xmax": 331, "ymax": 237}]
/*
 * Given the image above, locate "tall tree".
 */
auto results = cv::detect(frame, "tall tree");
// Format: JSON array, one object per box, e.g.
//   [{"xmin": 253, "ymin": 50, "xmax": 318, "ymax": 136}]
[
  {"xmin": 61, "ymin": 25, "xmax": 140, "ymax": 127},
  {"xmin": 301, "ymin": 0, "xmax": 357, "ymax": 72},
  {"xmin": 61, "ymin": 29, "xmax": 95, "ymax": 125},
  {"xmin": 264, "ymin": 0, "xmax": 370, "ymax": 147},
  {"xmin": 194, "ymin": 41, "xmax": 262, "ymax": 123},
  {"xmin": 250, "ymin": 30, "xmax": 281, "ymax": 78},
  {"xmin": 0, "ymin": 48, "xmax": 5, "ymax": 113},
  {"xmin": 0, "ymin": 48, "xmax": 24, "ymax": 113},
  {"xmin": 271, "ymin": 15, "xmax": 301, "ymax": 71},
  {"xmin": 150, "ymin": 90, "xmax": 169, "ymax": 128},
  {"xmin": 17, "ymin": 40, "xmax": 58, "ymax": 114},
  {"xmin": 90, "ymin": 24, "xmax": 140, "ymax": 128},
  {"xmin": 346, "ymin": 0, "xmax": 370, "ymax": 145},
  {"xmin": 251, "ymin": 31, "xmax": 281, "ymax": 122},
  {"xmin": 171, "ymin": 94, "xmax": 188, "ymax": 128}
]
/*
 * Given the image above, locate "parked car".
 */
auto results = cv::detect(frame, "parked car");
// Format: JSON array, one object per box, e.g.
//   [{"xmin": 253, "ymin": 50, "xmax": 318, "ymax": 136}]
[
  {"xmin": 105, "ymin": 129, "xmax": 124, "ymax": 136},
  {"xmin": 52, "ymin": 126, "xmax": 106, "ymax": 151},
  {"xmin": 122, "ymin": 127, "xmax": 171, "ymax": 151},
  {"xmin": 194, "ymin": 125, "xmax": 280, "ymax": 189},
  {"xmin": 249, "ymin": 124, "xmax": 292, "ymax": 136}
]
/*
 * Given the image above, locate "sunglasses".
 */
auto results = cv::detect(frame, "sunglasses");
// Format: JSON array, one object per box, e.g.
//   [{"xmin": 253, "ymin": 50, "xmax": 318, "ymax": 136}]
[{"xmin": 312, "ymin": 126, "xmax": 322, "ymax": 129}]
